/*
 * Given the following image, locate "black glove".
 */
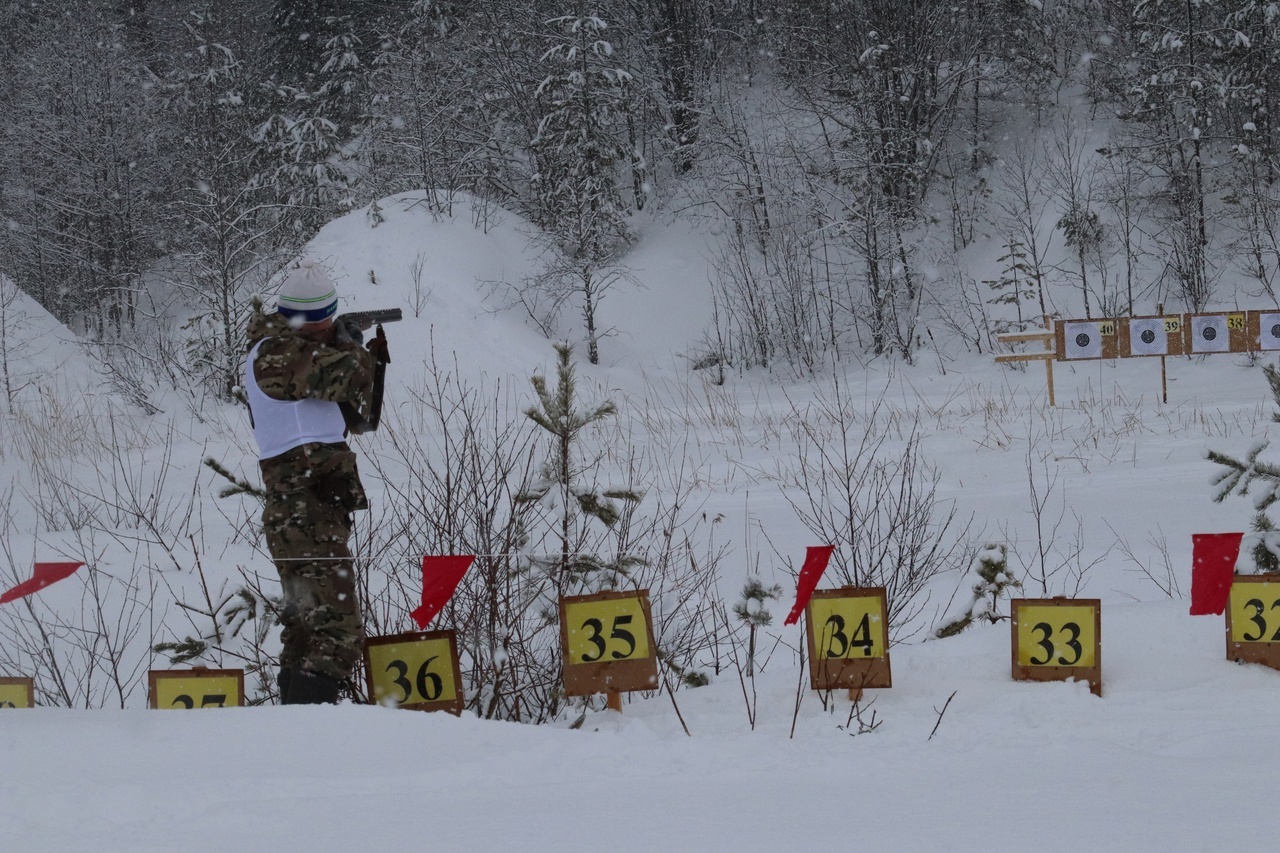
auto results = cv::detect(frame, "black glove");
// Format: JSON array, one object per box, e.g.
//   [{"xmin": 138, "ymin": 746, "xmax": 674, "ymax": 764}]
[{"xmin": 334, "ymin": 316, "xmax": 364, "ymax": 347}]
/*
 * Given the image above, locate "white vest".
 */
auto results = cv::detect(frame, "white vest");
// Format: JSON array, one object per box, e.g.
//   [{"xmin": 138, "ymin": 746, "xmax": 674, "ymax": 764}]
[{"xmin": 245, "ymin": 339, "xmax": 347, "ymax": 460}]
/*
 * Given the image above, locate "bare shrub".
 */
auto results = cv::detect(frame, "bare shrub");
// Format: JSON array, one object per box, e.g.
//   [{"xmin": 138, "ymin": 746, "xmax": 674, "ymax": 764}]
[{"xmin": 781, "ymin": 381, "xmax": 972, "ymax": 639}]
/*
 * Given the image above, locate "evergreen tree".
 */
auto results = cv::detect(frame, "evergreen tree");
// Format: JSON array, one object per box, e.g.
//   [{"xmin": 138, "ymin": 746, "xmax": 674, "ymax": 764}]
[
  {"xmin": 935, "ymin": 544, "xmax": 1020, "ymax": 638},
  {"xmin": 516, "ymin": 343, "xmax": 642, "ymax": 595},
  {"xmin": 531, "ymin": 10, "xmax": 634, "ymax": 363},
  {"xmin": 1208, "ymin": 364, "xmax": 1280, "ymax": 572},
  {"xmin": 166, "ymin": 9, "xmax": 289, "ymax": 400},
  {"xmin": 732, "ymin": 577, "xmax": 782, "ymax": 677},
  {"xmin": 985, "ymin": 239, "xmax": 1039, "ymax": 331}
]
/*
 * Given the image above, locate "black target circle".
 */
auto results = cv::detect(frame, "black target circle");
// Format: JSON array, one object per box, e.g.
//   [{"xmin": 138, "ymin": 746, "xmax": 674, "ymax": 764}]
[
  {"xmin": 1140, "ymin": 329, "xmax": 1156, "ymax": 344},
  {"xmin": 1075, "ymin": 333, "xmax": 1092, "ymax": 348},
  {"xmin": 1202, "ymin": 325, "xmax": 1218, "ymax": 341},
  {"xmin": 1271, "ymin": 323, "xmax": 1280, "ymax": 339}
]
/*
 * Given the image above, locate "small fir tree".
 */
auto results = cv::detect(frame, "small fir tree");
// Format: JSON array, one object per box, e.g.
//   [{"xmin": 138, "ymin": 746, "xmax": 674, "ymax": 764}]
[
  {"xmin": 517, "ymin": 342, "xmax": 642, "ymax": 595},
  {"xmin": 985, "ymin": 239, "xmax": 1038, "ymax": 332},
  {"xmin": 732, "ymin": 577, "xmax": 782, "ymax": 676},
  {"xmin": 935, "ymin": 544, "xmax": 1020, "ymax": 638},
  {"xmin": 1208, "ymin": 364, "xmax": 1280, "ymax": 573}
]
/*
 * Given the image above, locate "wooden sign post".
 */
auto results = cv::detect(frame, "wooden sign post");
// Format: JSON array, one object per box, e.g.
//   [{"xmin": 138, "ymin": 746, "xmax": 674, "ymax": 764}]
[
  {"xmin": 364, "ymin": 630, "xmax": 465, "ymax": 714},
  {"xmin": 1226, "ymin": 574, "xmax": 1280, "ymax": 671},
  {"xmin": 1011, "ymin": 598, "xmax": 1102, "ymax": 696},
  {"xmin": 148, "ymin": 668, "xmax": 245, "ymax": 709},
  {"xmin": 804, "ymin": 587, "xmax": 891, "ymax": 701},
  {"xmin": 560, "ymin": 590, "xmax": 659, "ymax": 710},
  {"xmin": 995, "ymin": 315, "xmax": 1056, "ymax": 406},
  {"xmin": 0, "ymin": 676, "xmax": 35, "ymax": 708}
]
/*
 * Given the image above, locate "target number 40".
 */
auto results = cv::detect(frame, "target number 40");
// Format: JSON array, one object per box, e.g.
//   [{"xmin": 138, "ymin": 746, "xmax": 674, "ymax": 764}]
[{"xmin": 364, "ymin": 630, "xmax": 463, "ymax": 713}]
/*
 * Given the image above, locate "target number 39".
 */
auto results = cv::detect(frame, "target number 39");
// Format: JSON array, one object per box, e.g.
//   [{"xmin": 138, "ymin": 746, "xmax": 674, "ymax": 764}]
[
  {"xmin": 808, "ymin": 594, "xmax": 887, "ymax": 660},
  {"xmin": 364, "ymin": 630, "xmax": 462, "ymax": 712}
]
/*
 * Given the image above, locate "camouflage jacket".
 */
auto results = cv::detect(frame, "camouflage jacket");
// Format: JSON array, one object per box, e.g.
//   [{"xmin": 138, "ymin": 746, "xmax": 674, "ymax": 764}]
[
  {"xmin": 246, "ymin": 309, "xmax": 375, "ymax": 411},
  {"xmin": 246, "ymin": 309, "xmax": 375, "ymax": 511}
]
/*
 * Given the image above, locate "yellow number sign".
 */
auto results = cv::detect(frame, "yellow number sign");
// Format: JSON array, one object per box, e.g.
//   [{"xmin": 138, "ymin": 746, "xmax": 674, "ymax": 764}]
[
  {"xmin": 560, "ymin": 590, "xmax": 659, "ymax": 697},
  {"xmin": 1011, "ymin": 599, "xmax": 1102, "ymax": 696},
  {"xmin": 1227, "ymin": 578, "xmax": 1280, "ymax": 645},
  {"xmin": 1015, "ymin": 604, "xmax": 1098, "ymax": 667},
  {"xmin": 1228, "ymin": 313, "xmax": 1246, "ymax": 331},
  {"xmin": 565, "ymin": 595, "xmax": 652, "ymax": 664},
  {"xmin": 364, "ymin": 630, "xmax": 463, "ymax": 713},
  {"xmin": 804, "ymin": 587, "xmax": 892, "ymax": 692},
  {"xmin": 0, "ymin": 677, "xmax": 34, "ymax": 708},
  {"xmin": 809, "ymin": 594, "xmax": 887, "ymax": 660},
  {"xmin": 148, "ymin": 669, "xmax": 244, "ymax": 709}
]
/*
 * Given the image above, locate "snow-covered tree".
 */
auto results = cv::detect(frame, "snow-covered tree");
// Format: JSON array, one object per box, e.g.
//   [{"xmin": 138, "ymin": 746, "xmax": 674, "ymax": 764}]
[
  {"xmin": 166, "ymin": 10, "xmax": 288, "ymax": 400},
  {"xmin": 531, "ymin": 10, "xmax": 634, "ymax": 363}
]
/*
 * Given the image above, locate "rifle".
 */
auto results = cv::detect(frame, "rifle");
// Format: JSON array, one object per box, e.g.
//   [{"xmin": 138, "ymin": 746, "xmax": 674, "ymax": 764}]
[
  {"xmin": 339, "ymin": 308, "xmax": 399, "ymax": 435},
  {"xmin": 339, "ymin": 307, "xmax": 403, "ymax": 329}
]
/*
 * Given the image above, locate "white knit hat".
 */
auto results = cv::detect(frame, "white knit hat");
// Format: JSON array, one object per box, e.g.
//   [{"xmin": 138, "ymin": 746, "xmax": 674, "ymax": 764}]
[{"xmin": 276, "ymin": 259, "xmax": 338, "ymax": 322}]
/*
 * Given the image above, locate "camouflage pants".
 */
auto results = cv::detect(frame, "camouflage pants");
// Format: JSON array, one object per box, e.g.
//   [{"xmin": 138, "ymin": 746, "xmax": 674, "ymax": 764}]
[{"xmin": 261, "ymin": 442, "xmax": 368, "ymax": 682}]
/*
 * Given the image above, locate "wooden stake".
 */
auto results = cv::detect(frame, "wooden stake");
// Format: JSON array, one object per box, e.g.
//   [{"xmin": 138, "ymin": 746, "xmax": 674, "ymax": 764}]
[
  {"xmin": 1157, "ymin": 303, "xmax": 1169, "ymax": 403},
  {"xmin": 606, "ymin": 690, "xmax": 623, "ymax": 713},
  {"xmin": 847, "ymin": 687, "xmax": 864, "ymax": 703},
  {"xmin": 1043, "ymin": 315, "xmax": 1056, "ymax": 407}
]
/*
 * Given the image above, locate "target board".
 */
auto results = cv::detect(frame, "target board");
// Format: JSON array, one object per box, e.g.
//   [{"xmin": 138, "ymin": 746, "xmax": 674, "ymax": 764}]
[
  {"xmin": 804, "ymin": 587, "xmax": 892, "ymax": 692},
  {"xmin": 1249, "ymin": 311, "xmax": 1280, "ymax": 351},
  {"xmin": 0, "ymin": 677, "xmax": 34, "ymax": 708},
  {"xmin": 1010, "ymin": 598, "xmax": 1102, "ymax": 697},
  {"xmin": 364, "ymin": 630, "xmax": 465, "ymax": 713},
  {"xmin": 1189, "ymin": 312, "xmax": 1248, "ymax": 354},
  {"xmin": 1226, "ymin": 575, "xmax": 1280, "ymax": 671},
  {"xmin": 1055, "ymin": 319, "xmax": 1118, "ymax": 361},
  {"xmin": 1118, "ymin": 315, "xmax": 1187, "ymax": 357},
  {"xmin": 560, "ymin": 590, "xmax": 659, "ymax": 697},
  {"xmin": 148, "ymin": 668, "xmax": 245, "ymax": 709}
]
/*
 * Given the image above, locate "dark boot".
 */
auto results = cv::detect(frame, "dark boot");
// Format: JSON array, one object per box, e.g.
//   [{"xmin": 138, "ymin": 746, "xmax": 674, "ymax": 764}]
[
  {"xmin": 277, "ymin": 667, "xmax": 292, "ymax": 704},
  {"xmin": 280, "ymin": 667, "xmax": 342, "ymax": 705}
]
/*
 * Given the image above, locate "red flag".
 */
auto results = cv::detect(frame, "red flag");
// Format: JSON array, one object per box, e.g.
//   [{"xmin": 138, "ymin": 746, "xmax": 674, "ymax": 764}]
[
  {"xmin": 1189, "ymin": 533, "xmax": 1243, "ymax": 615},
  {"xmin": 784, "ymin": 545, "xmax": 835, "ymax": 626},
  {"xmin": 409, "ymin": 555, "xmax": 474, "ymax": 629},
  {"xmin": 0, "ymin": 562, "xmax": 85, "ymax": 605}
]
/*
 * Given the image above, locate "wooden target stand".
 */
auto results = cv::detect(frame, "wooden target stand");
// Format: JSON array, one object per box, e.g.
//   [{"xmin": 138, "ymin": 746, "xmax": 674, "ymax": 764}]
[
  {"xmin": 1226, "ymin": 574, "xmax": 1280, "ymax": 671},
  {"xmin": 1010, "ymin": 598, "xmax": 1102, "ymax": 697},
  {"xmin": 803, "ymin": 587, "xmax": 892, "ymax": 702},
  {"xmin": 364, "ymin": 630, "xmax": 465, "ymax": 714},
  {"xmin": 560, "ymin": 590, "xmax": 659, "ymax": 712},
  {"xmin": 148, "ymin": 667, "xmax": 245, "ymax": 709},
  {"xmin": 997, "ymin": 309, "xmax": 1270, "ymax": 405},
  {"xmin": 995, "ymin": 315, "xmax": 1057, "ymax": 407}
]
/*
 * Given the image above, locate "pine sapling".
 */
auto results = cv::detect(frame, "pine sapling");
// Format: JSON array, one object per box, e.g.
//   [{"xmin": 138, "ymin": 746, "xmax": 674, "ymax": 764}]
[
  {"xmin": 732, "ymin": 577, "xmax": 782, "ymax": 676},
  {"xmin": 517, "ymin": 342, "xmax": 642, "ymax": 594},
  {"xmin": 1208, "ymin": 364, "xmax": 1280, "ymax": 574},
  {"xmin": 935, "ymin": 543, "xmax": 1020, "ymax": 638}
]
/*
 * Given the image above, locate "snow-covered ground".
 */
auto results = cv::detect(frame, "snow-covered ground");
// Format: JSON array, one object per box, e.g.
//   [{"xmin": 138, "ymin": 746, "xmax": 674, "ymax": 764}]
[{"xmin": 2, "ymin": 191, "xmax": 1277, "ymax": 851}]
